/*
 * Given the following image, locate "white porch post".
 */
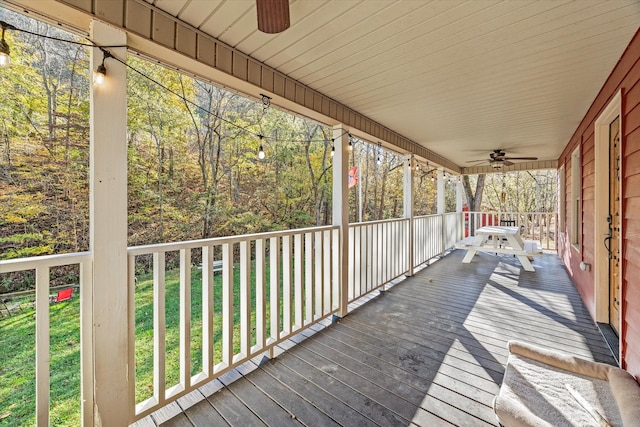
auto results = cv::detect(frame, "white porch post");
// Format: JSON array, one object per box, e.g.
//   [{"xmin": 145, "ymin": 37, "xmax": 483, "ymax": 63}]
[
  {"xmin": 90, "ymin": 21, "xmax": 130, "ymax": 425},
  {"xmin": 456, "ymin": 178, "xmax": 464, "ymax": 240},
  {"xmin": 437, "ymin": 168, "xmax": 445, "ymax": 215},
  {"xmin": 333, "ymin": 125, "xmax": 349, "ymax": 317},
  {"xmin": 404, "ymin": 154, "xmax": 414, "ymax": 276},
  {"xmin": 456, "ymin": 178, "xmax": 463, "ymax": 213},
  {"xmin": 437, "ymin": 169, "xmax": 445, "ymax": 254}
]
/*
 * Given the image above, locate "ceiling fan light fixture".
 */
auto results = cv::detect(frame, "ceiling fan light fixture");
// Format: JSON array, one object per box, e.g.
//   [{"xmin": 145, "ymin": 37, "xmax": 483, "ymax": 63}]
[{"xmin": 256, "ymin": 0, "xmax": 290, "ymax": 34}]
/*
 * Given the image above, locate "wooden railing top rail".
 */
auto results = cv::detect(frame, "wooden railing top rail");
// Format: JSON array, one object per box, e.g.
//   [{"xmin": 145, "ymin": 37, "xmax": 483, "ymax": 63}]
[
  {"xmin": 0, "ymin": 251, "xmax": 91, "ymax": 273},
  {"xmin": 127, "ymin": 225, "xmax": 340, "ymax": 255}
]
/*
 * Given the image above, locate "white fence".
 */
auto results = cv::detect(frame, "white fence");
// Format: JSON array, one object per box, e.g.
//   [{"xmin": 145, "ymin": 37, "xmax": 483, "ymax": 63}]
[
  {"xmin": 0, "ymin": 252, "xmax": 93, "ymax": 426},
  {"xmin": 348, "ymin": 218, "xmax": 410, "ymax": 302},
  {"xmin": 0, "ymin": 210, "xmax": 557, "ymax": 425},
  {"xmin": 126, "ymin": 225, "xmax": 340, "ymax": 420}
]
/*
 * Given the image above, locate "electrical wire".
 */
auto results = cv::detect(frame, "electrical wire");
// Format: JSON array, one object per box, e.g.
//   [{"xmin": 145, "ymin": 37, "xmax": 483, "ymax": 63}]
[{"xmin": 2, "ymin": 18, "xmax": 350, "ymax": 146}]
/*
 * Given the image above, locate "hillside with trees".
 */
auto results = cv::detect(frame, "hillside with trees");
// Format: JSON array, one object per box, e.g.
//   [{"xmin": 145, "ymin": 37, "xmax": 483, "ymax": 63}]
[{"xmin": 0, "ymin": 8, "xmax": 444, "ymax": 292}]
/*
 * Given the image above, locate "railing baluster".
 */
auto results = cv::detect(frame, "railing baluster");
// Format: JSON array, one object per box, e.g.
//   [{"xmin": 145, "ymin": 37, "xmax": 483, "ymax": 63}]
[
  {"xmin": 282, "ymin": 235, "xmax": 292, "ymax": 336},
  {"xmin": 269, "ymin": 237, "xmax": 281, "ymax": 345},
  {"xmin": 323, "ymin": 230, "xmax": 332, "ymax": 313},
  {"xmin": 127, "ymin": 255, "xmax": 136, "ymax": 422},
  {"xmin": 82, "ymin": 258, "xmax": 95, "ymax": 426},
  {"xmin": 294, "ymin": 234, "xmax": 303, "ymax": 330},
  {"xmin": 255, "ymin": 238, "xmax": 266, "ymax": 351},
  {"xmin": 153, "ymin": 252, "xmax": 166, "ymax": 404},
  {"xmin": 315, "ymin": 231, "xmax": 323, "ymax": 318},
  {"xmin": 221, "ymin": 243, "xmax": 233, "ymax": 369},
  {"xmin": 202, "ymin": 245, "xmax": 214, "ymax": 376},
  {"xmin": 347, "ymin": 227, "xmax": 357, "ymax": 301},
  {"xmin": 304, "ymin": 232, "xmax": 313, "ymax": 325},
  {"xmin": 239, "ymin": 240, "xmax": 250, "ymax": 358},
  {"xmin": 179, "ymin": 249, "xmax": 191, "ymax": 394},
  {"xmin": 331, "ymin": 228, "xmax": 340, "ymax": 312},
  {"xmin": 35, "ymin": 266, "xmax": 50, "ymax": 426},
  {"xmin": 360, "ymin": 225, "xmax": 366, "ymax": 298}
]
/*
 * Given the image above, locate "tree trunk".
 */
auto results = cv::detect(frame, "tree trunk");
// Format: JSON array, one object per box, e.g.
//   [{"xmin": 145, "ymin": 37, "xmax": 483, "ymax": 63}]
[{"xmin": 463, "ymin": 174, "xmax": 486, "ymax": 232}]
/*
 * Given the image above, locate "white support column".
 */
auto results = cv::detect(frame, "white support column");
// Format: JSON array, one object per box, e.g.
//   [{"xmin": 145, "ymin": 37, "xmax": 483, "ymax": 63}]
[
  {"xmin": 403, "ymin": 154, "xmax": 414, "ymax": 276},
  {"xmin": 456, "ymin": 179, "xmax": 464, "ymax": 213},
  {"xmin": 437, "ymin": 168, "xmax": 445, "ymax": 214},
  {"xmin": 90, "ymin": 21, "xmax": 129, "ymax": 426},
  {"xmin": 456, "ymin": 178, "xmax": 465, "ymax": 241},
  {"xmin": 332, "ymin": 125, "xmax": 349, "ymax": 317},
  {"xmin": 437, "ymin": 169, "xmax": 445, "ymax": 254}
]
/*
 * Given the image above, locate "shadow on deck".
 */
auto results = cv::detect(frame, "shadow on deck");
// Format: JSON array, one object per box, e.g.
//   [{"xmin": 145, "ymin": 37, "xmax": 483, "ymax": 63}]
[{"xmin": 143, "ymin": 250, "xmax": 616, "ymax": 427}]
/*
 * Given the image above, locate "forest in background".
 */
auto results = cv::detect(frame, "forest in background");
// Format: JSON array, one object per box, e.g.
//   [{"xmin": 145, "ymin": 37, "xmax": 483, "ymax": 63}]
[
  {"xmin": 0, "ymin": 9, "xmax": 441, "ymax": 278},
  {"xmin": 0, "ymin": 8, "xmax": 556, "ymax": 293}
]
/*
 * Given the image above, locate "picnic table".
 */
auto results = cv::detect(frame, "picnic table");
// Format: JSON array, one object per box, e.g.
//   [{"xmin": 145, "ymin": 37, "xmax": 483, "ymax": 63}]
[{"xmin": 455, "ymin": 225, "xmax": 542, "ymax": 272}]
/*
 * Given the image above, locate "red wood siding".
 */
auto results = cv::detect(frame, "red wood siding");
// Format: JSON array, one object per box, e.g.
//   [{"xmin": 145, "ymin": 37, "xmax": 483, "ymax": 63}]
[{"xmin": 558, "ymin": 28, "xmax": 640, "ymax": 380}]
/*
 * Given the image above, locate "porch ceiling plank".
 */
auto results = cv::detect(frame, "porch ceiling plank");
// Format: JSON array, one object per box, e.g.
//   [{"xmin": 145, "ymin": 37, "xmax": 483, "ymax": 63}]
[
  {"xmin": 240, "ymin": 0, "xmax": 359, "ymax": 64},
  {"xmin": 147, "ymin": 0, "xmax": 189, "ymax": 18},
  {"xmin": 156, "ymin": 251, "xmax": 616, "ymax": 427},
  {"xmin": 175, "ymin": 0, "xmax": 224, "ymax": 31},
  {"xmin": 305, "ymin": 0, "xmax": 508, "ymax": 93},
  {"xmin": 196, "ymin": 0, "xmax": 253, "ymax": 40},
  {"xmin": 274, "ymin": 1, "xmax": 394, "ymax": 77},
  {"xmin": 233, "ymin": 0, "xmax": 327, "ymax": 56}
]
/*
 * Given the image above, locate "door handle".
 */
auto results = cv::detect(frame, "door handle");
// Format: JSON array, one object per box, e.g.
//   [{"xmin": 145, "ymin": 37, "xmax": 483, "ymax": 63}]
[{"xmin": 603, "ymin": 236, "xmax": 612, "ymax": 256}]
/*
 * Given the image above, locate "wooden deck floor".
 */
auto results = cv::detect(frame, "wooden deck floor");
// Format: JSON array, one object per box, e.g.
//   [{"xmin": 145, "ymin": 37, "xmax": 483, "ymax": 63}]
[{"xmin": 148, "ymin": 250, "xmax": 616, "ymax": 427}]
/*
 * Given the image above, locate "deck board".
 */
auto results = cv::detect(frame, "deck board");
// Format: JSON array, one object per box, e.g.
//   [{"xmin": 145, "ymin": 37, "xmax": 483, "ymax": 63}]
[{"xmin": 156, "ymin": 251, "xmax": 616, "ymax": 427}]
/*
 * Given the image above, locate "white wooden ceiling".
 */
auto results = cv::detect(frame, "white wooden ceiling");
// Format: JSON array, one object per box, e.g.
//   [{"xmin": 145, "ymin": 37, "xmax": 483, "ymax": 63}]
[{"xmin": 147, "ymin": 1, "xmax": 639, "ymax": 166}]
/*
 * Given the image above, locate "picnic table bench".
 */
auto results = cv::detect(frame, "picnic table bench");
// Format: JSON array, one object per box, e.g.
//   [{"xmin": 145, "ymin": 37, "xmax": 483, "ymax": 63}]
[
  {"xmin": 455, "ymin": 226, "xmax": 542, "ymax": 271},
  {"xmin": 197, "ymin": 260, "xmax": 225, "ymax": 273}
]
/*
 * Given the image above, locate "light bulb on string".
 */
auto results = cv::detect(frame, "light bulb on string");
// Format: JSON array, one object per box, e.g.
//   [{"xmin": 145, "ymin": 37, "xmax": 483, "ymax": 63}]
[
  {"xmin": 257, "ymin": 135, "xmax": 265, "ymax": 160},
  {"xmin": 93, "ymin": 50, "xmax": 111, "ymax": 86},
  {"xmin": 331, "ymin": 144, "xmax": 335, "ymax": 157},
  {"xmin": 348, "ymin": 139, "xmax": 353, "ymax": 152},
  {"xmin": 0, "ymin": 21, "xmax": 15, "ymax": 68},
  {"xmin": 93, "ymin": 64, "xmax": 106, "ymax": 86}
]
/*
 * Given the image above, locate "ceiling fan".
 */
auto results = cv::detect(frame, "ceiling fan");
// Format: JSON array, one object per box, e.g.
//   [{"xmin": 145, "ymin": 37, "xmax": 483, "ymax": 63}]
[
  {"xmin": 468, "ymin": 149, "xmax": 538, "ymax": 168},
  {"xmin": 256, "ymin": 0, "xmax": 290, "ymax": 34}
]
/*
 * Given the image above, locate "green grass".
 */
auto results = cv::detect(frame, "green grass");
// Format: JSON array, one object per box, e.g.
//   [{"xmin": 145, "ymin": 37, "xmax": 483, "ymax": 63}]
[{"xmin": 0, "ymin": 262, "xmax": 292, "ymax": 426}]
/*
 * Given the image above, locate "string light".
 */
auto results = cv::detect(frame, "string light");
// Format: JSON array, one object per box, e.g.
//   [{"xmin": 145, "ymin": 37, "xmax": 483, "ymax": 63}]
[
  {"xmin": 376, "ymin": 142, "xmax": 383, "ymax": 165},
  {"xmin": 258, "ymin": 135, "xmax": 265, "ymax": 160},
  {"xmin": 331, "ymin": 144, "xmax": 335, "ymax": 157},
  {"xmin": 93, "ymin": 50, "xmax": 111, "ymax": 86},
  {"xmin": 0, "ymin": 21, "xmax": 15, "ymax": 68},
  {"xmin": 1, "ymin": 18, "xmax": 406, "ymax": 166}
]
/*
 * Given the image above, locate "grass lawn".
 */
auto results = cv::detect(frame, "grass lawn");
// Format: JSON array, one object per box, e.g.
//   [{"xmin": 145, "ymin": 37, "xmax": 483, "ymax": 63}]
[{"xmin": 0, "ymin": 262, "xmax": 275, "ymax": 426}]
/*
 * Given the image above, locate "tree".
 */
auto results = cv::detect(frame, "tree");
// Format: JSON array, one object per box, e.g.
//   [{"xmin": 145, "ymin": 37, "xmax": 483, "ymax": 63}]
[
  {"xmin": 462, "ymin": 174, "xmax": 485, "ymax": 211},
  {"xmin": 462, "ymin": 174, "xmax": 486, "ymax": 230}
]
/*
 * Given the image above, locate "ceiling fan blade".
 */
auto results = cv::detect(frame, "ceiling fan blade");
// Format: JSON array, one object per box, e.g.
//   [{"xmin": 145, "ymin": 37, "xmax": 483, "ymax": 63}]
[
  {"xmin": 503, "ymin": 156, "xmax": 538, "ymax": 161},
  {"xmin": 256, "ymin": 0, "xmax": 290, "ymax": 33},
  {"xmin": 466, "ymin": 159, "xmax": 488, "ymax": 163},
  {"xmin": 503, "ymin": 160, "xmax": 514, "ymax": 166}
]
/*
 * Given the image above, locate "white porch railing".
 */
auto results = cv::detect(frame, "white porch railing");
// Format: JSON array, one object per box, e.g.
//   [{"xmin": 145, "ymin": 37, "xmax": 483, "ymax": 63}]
[
  {"xmin": 0, "ymin": 252, "xmax": 93, "ymax": 426},
  {"xmin": 127, "ymin": 225, "xmax": 341, "ymax": 420},
  {"xmin": 348, "ymin": 218, "xmax": 410, "ymax": 302},
  {"xmin": 0, "ymin": 210, "xmax": 557, "ymax": 425}
]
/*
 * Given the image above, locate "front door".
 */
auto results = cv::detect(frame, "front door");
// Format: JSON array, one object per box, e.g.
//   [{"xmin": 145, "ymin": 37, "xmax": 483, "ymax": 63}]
[{"xmin": 608, "ymin": 116, "xmax": 621, "ymax": 335}]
